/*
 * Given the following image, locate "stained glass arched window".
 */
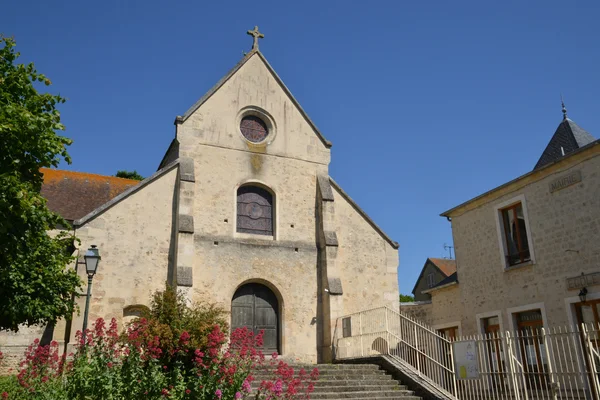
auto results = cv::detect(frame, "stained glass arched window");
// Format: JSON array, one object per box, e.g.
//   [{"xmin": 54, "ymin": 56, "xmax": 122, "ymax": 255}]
[{"xmin": 237, "ymin": 185, "xmax": 273, "ymax": 236}]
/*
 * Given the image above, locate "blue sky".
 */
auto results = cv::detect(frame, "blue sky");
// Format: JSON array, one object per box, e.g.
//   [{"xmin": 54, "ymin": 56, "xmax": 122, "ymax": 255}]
[{"xmin": 3, "ymin": 1, "xmax": 599, "ymax": 295}]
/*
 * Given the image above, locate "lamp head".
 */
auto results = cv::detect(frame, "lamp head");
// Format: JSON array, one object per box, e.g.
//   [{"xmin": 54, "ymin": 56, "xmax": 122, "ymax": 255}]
[
  {"xmin": 579, "ymin": 287, "xmax": 588, "ymax": 303},
  {"xmin": 84, "ymin": 245, "xmax": 101, "ymax": 276}
]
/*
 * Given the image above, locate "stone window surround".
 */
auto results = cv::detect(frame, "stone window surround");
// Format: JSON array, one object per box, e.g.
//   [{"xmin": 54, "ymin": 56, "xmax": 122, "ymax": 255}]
[
  {"xmin": 476, "ymin": 309, "xmax": 505, "ymax": 335},
  {"xmin": 493, "ymin": 194, "xmax": 536, "ymax": 271},
  {"xmin": 236, "ymin": 106, "xmax": 277, "ymax": 146},
  {"xmin": 233, "ymin": 179, "xmax": 278, "ymax": 241},
  {"xmin": 506, "ymin": 302, "xmax": 548, "ymax": 333},
  {"xmin": 433, "ymin": 321, "xmax": 462, "ymax": 338}
]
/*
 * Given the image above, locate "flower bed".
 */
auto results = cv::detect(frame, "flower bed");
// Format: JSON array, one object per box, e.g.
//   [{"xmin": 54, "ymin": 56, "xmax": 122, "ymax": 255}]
[{"xmin": 0, "ymin": 318, "xmax": 318, "ymax": 399}]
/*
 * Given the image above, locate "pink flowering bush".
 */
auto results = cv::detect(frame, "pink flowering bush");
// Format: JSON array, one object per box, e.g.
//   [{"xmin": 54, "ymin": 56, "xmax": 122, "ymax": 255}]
[{"xmin": 0, "ymin": 318, "xmax": 318, "ymax": 399}]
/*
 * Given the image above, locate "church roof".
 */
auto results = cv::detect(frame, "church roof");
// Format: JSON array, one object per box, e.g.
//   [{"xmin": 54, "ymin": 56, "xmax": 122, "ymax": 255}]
[
  {"xmin": 177, "ymin": 49, "xmax": 332, "ymax": 149},
  {"xmin": 41, "ymin": 168, "xmax": 140, "ymax": 223},
  {"xmin": 533, "ymin": 118, "xmax": 596, "ymax": 170}
]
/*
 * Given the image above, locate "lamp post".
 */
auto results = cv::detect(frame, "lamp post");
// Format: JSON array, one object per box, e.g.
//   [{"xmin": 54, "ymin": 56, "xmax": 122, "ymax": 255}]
[{"xmin": 82, "ymin": 245, "xmax": 101, "ymax": 334}]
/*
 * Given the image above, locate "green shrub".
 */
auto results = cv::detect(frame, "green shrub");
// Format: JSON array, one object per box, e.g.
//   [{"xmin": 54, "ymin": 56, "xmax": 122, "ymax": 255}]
[{"xmin": 130, "ymin": 283, "xmax": 228, "ymax": 367}]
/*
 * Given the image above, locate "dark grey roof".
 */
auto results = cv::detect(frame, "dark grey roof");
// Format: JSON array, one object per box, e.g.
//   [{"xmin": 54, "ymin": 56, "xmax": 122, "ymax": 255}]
[
  {"xmin": 534, "ymin": 118, "xmax": 596, "ymax": 170},
  {"xmin": 433, "ymin": 271, "xmax": 458, "ymax": 288}
]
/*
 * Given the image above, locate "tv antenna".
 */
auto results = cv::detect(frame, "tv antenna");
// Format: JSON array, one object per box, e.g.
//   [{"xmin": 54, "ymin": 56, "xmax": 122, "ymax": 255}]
[{"xmin": 444, "ymin": 243, "xmax": 454, "ymax": 259}]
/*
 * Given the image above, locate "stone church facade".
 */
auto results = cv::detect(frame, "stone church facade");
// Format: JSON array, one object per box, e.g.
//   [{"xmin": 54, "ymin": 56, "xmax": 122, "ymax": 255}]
[{"xmin": 1, "ymin": 41, "xmax": 400, "ymax": 366}]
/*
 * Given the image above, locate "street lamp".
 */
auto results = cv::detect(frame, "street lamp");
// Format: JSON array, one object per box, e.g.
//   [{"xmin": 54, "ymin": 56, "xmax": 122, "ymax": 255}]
[
  {"xmin": 579, "ymin": 287, "xmax": 588, "ymax": 303},
  {"xmin": 82, "ymin": 245, "xmax": 101, "ymax": 334}
]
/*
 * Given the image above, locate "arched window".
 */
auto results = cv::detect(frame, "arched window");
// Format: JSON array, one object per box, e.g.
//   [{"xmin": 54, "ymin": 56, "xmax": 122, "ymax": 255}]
[{"xmin": 237, "ymin": 185, "xmax": 273, "ymax": 236}]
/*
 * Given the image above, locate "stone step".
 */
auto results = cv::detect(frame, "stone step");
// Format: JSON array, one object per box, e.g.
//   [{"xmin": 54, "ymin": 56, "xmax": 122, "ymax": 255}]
[
  {"xmin": 314, "ymin": 381, "xmax": 408, "ymax": 390},
  {"xmin": 253, "ymin": 369, "xmax": 388, "ymax": 377},
  {"xmin": 310, "ymin": 386, "xmax": 414, "ymax": 395},
  {"xmin": 251, "ymin": 382, "xmax": 408, "ymax": 392},
  {"xmin": 307, "ymin": 398, "xmax": 421, "ymax": 400},
  {"xmin": 251, "ymin": 383, "xmax": 408, "ymax": 392},
  {"xmin": 252, "ymin": 375, "xmax": 393, "ymax": 383},
  {"xmin": 281, "ymin": 364, "xmax": 380, "ymax": 370},
  {"xmin": 250, "ymin": 363, "xmax": 422, "ymax": 400},
  {"xmin": 309, "ymin": 392, "xmax": 421, "ymax": 399}
]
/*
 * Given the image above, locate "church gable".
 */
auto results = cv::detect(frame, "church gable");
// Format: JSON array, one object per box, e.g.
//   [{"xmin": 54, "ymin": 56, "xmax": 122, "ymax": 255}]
[{"xmin": 175, "ymin": 50, "xmax": 331, "ymax": 165}]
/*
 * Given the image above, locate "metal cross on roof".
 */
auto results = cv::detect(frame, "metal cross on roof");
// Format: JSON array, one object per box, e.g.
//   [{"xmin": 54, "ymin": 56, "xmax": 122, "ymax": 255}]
[{"xmin": 247, "ymin": 26, "xmax": 264, "ymax": 51}]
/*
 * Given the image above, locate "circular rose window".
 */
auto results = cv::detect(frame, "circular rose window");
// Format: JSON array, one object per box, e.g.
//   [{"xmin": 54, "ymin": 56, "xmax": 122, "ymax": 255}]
[{"xmin": 240, "ymin": 115, "xmax": 268, "ymax": 143}]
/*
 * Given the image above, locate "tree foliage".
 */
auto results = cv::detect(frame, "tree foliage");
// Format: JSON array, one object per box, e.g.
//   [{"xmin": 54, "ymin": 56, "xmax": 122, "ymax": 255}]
[
  {"xmin": 115, "ymin": 170, "xmax": 144, "ymax": 181},
  {"xmin": 399, "ymin": 293, "xmax": 415, "ymax": 302},
  {"xmin": 0, "ymin": 35, "xmax": 81, "ymax": 331}
]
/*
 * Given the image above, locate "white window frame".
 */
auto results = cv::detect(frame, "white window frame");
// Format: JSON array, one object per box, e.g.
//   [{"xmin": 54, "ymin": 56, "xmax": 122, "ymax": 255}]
[{"xmin": 494, "ymin": 194, "xmax": 536, "ymax": 271}]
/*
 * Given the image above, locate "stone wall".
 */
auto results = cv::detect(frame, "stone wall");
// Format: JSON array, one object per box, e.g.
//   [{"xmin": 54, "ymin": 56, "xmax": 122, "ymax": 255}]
[
  {"xmin": 429, "ymin": 285, "xmax": 462, "ymax": 332},
  {"xmin": 67, "ymin": 166, "xmax": 179, "ymax": 343},
  {"xmin": 399, "ymin": 302, "xmax": 433, "ymax": 326}
]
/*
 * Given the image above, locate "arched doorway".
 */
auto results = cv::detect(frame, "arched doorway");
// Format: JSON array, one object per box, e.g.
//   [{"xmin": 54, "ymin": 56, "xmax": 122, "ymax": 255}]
[{"xmin": 231, "ymin": 283, "xmax": 279, "ymax": 353}]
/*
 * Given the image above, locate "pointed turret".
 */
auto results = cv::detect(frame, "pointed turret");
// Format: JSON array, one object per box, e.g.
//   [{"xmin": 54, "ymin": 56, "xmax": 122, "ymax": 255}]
[{"xmin": 533, "ymin": 103, "xmax": 596, "ymax": 170}]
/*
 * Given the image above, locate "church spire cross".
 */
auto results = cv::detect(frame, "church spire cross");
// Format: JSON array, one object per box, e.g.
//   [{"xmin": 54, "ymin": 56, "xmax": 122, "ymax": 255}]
[
  {"xmin": 561, "ymin": 94, "xmax": 568, "ymax": 120},
  {"xmin": 247, "ymin": 26, "xmax": 264, "ymax": 51}
]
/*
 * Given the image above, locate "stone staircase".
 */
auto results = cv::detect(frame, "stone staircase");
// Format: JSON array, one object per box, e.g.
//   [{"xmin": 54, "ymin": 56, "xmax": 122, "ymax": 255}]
[{"xmin": 252, "ymin": 363, "xmax": 421, "ymax": 400}]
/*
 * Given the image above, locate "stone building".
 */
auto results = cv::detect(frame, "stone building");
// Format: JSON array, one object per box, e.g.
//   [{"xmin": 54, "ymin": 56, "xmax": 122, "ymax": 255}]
[
  {"xmin": 415, "ymin": 106, "xmax": 600, "ymax": 341},
  {"xmin": 0, "ymin": 29, "xmax": 400, "ymax": 368}
]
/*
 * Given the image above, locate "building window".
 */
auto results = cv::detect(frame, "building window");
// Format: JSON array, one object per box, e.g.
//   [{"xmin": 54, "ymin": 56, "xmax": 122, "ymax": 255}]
[
  {"xmin": 481, "ymin": 316, "xmax": 504, "ymax": 375},
  {"xmin": 437, "ymin": 326, "xmax": 458, "ymax": 341},
  {"xmin": 427, "ymin": 273, "xmax": 435, "ymax": 288},
  {"xmin": 342, "ymin": 317, "xmax": 352, "ymax": 338},
  {"xmin": 240, "ymin": 115, "xmax": 268, "ymax": 143},
  {"xmin": 500, "ymin": 202, "xmax": 531, "ymax": 267},
  {"xmin": 514, "ymin": 309, "xmax": 547, "ymax": 383},
  {"xmin": 237, "ymin": 185, "xmax": 273, "ymax": 236}
]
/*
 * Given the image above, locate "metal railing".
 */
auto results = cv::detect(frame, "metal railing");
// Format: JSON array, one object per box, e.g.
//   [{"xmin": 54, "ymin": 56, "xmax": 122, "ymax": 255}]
[
  {"xmin": 333, "ymin": 306, "xmax": 457, "ymax": 397},
  {"xmin": 333, "ymin": 307, "xmax": 600, "ymax": 400}
]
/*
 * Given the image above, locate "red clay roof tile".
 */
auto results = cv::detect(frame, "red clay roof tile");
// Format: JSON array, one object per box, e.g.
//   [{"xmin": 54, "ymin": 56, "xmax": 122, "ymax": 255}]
[
  {"xmin": 428, "ymin": 258, "xmax": 457, "ymax": 277},
  {"xmin": 40, "ymin": 168, "xmax": 140, "ymax": 222}
]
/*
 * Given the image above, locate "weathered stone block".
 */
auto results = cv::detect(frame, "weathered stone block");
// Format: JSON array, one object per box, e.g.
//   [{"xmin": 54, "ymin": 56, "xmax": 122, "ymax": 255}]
[
  {"xmin": 177, "ymin": 266, "xmax": 193, "ymax": 287},
  {"xmin": 179, "ymin": 157, "xmax": 195, "ymax": 182},
  {"xmin": 179, "ymin": 214, "xmax": 194, "ymax": 233},
  {"xmin": 324, "ymin": 231, "xmax": 338, "ymax": 246},
  {"xmin": 328, "ymin": 277, "xmax": 343, "ymax": 295},
  {"xmin": 318, "ymin": 175, "xmax": 334, "ymax": 201}
]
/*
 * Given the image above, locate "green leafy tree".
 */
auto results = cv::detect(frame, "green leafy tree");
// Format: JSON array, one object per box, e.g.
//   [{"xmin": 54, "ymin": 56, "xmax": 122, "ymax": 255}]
[
  {"xmin": 0, "ymin": 35, "xmax": 81, "ymax": 331},
  {"xmin": 115, "ymin": 170, "xmax": 144, "ymax": 181},
  {"xmin": 399, "ymin": 293, "xmax": 415, "ymax": 302}
]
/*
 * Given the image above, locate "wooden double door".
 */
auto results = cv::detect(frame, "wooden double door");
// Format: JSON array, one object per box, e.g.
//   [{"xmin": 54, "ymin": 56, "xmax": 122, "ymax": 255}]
[{"xmin": 231, "ymin": 283, "xmax": 279, "ymax": 353}]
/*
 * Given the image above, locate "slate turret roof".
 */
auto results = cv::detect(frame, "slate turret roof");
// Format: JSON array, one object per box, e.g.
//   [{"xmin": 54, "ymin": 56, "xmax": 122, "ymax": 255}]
[{"xmin": 534, "ymin": 118, "xmax": 596, "ymax": 170}]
